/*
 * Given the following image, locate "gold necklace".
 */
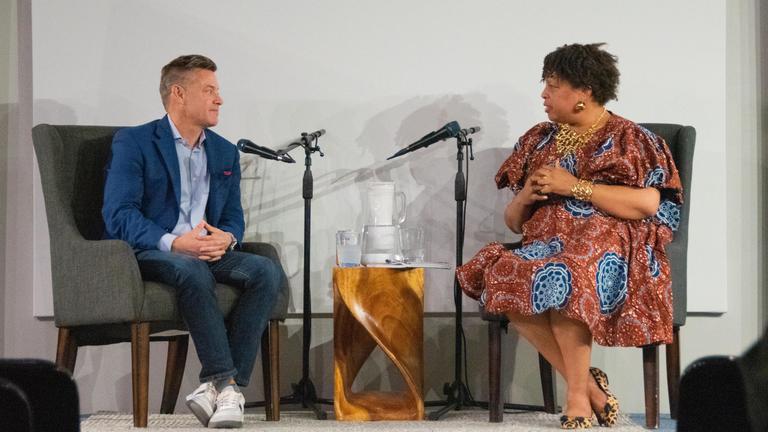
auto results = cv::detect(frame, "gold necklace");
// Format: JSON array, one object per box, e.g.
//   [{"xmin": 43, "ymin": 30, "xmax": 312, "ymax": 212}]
[{"xmin": 555, "ymin": 108, "xmax": 607, "ymax": 157}]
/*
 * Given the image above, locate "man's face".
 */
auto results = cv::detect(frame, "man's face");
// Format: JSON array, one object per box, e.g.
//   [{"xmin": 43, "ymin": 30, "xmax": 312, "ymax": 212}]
[{"xmin": 177, "ymin": 68, "xmax": 223, "ymax": 128}]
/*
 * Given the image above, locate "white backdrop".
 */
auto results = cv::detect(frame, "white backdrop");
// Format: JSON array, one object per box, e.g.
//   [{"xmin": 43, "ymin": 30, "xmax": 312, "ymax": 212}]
[{"xmin": 31, "ymin": 0, "xmax": 726, "ymax": 314}]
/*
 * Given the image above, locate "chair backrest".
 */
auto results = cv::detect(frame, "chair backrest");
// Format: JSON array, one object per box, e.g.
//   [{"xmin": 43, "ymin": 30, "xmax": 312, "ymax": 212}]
[
  {"xmin": 32, "ymin": 124, "xmax": 122, "ymax": 242},
  {"xmin": 639, "ymin": 123, "xmax": 696, "ymax": 326},
  {"xmin": 32, "ymin": 125, "xmax": 141, "ymax": 326}
]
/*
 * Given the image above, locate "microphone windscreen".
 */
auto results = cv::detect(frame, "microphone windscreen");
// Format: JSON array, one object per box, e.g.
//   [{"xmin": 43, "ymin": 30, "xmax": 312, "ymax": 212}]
[{"xmin": 445, "ymin": 121, "xmax": 461, "ymax": 137}]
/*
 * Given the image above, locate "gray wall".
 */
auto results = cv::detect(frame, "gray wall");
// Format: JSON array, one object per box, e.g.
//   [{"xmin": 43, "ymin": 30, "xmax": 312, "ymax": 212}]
[
  {"xmin": 2, "ymin": 0, "xmax": 766, "ymax": 417},
  {"xmin": 0, "ymin": 0, "xmax": 15, "ymax": 357},
  {"xmin": 30, "ymin": 0, "xmax": 730, "ymax": 315},
  {"xmin": 4, "ymin": 0, "xmax": 55, "ymax": 365}
]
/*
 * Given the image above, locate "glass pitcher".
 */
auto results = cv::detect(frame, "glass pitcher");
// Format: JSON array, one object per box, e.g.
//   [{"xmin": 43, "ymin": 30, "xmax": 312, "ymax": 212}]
[{"xmin": 366, "ymin": 182, "xmax": 406, "ymax": 226}]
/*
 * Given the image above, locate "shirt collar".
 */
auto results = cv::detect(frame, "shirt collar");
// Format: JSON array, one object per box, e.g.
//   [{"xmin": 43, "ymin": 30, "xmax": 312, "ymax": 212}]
[{"xmin": 167, "ymin": 115, "xmax": 206, "ymax": 148}]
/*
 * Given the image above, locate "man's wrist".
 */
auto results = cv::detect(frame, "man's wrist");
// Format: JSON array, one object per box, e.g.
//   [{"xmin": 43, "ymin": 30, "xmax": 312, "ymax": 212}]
[
  {"xmin": 159, "ymin": 233, "xmax": 177, "ymax": 252},
  {"xmin": 226, "ymin": 232, "xmax": 238, "ymax": 250}
]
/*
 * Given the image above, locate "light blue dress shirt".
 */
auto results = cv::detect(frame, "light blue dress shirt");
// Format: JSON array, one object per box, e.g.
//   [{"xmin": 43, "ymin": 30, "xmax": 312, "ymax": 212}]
[{"xmin": 157, "ymin": 116, "xmax": 211, "ymax": 252}]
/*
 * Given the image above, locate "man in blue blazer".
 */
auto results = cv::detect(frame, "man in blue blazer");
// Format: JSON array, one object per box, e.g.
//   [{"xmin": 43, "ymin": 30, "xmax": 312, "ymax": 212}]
[{"xmin": 102, "ymin": 54, "xmax": 279, "ymax": 429}]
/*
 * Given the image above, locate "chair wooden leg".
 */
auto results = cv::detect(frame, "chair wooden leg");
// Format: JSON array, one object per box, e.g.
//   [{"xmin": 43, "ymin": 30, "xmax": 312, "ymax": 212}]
[
  {"xmin": 642, "ymin": 345, "xmax": 660, "ymax": 428},
  {"xmin": 160, "ymin": 334, "xmax": 188, "ymax": 414},
  {"xmin": 269, "ymin": 321, "xmax": 281, "ymax": 421},
  {"xmin": 261, "ymin": 320, "xmax": 280, "ymax": 421},
  {"xmin": 666, "ymin": 326, "xmax": 681, "ymax": 420},
  {"xmin": 131, "ymin": 322, "xmax": 150, "ymax": 428},
  {"xmin": 55, "ymin": 327, "xmax": 78, "ymax": 374},
  {"xmin": 261, "ymin": 324, "xmax": 272, "ymax": 420},
  {"xmin": 538, "ymin": 353, "xmax": 556, "ymax": 414},
  {"xmin": 488, "ymin": 320, "xmax": 503, "ymax": 423}
]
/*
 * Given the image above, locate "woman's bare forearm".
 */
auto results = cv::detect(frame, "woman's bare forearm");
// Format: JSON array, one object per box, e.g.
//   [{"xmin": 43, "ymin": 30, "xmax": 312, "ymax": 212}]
[{"xmin": 589, "ymin": 184, "xmax": 660, "ymax": 220}]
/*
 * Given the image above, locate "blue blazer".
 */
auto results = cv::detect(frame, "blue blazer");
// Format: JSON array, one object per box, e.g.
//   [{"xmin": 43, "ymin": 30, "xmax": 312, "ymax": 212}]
[{"xmin": 102, "ymin": 116, "xmax": 244, "ymax": 250}]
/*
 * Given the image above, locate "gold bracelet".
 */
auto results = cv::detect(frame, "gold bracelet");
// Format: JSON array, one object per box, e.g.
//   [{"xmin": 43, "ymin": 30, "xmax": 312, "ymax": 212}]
[{"xmin": 571, "ymin": 179, "xmax": 594, "ymax": 201}]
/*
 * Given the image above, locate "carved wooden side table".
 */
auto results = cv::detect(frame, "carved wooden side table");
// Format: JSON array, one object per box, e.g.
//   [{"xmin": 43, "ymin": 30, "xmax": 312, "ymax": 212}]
[{"xmin": 333, "ymin": 267, "xmax": 424, "ymax": 421}]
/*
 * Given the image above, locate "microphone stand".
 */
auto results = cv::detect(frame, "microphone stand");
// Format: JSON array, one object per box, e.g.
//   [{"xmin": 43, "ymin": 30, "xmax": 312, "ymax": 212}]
[
  {"xmin": 277, "ymin": 135, "xmax": 331, "ymax": 419},
  {"xmin": 243, "ymin": 135, "xmax": 330, "ymax": 419},
  {"xmin": 426, "ymin": 132, "xmax": 481, "ymax": 420},
  {"xmin": 426, "ymin": 133, "xmax": 547, "ymax": 420}
]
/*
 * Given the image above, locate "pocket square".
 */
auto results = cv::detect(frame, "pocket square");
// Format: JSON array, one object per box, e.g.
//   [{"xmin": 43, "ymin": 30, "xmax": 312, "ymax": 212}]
[{"xmin": 223, "ymin": 170, "xmax": 232, "ymax": 176}]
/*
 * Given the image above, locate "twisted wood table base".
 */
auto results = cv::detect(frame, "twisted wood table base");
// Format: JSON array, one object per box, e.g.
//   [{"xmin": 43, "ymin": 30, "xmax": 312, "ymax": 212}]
[{"xmin": 333, "ymin": 267, "xmax": 425, "ymax": 421}]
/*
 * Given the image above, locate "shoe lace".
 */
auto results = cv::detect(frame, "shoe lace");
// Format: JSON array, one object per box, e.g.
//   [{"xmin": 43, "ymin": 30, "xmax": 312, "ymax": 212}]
[{"xmin": 216, "ymin": 389, "xmax": 242, "ymax": 410}]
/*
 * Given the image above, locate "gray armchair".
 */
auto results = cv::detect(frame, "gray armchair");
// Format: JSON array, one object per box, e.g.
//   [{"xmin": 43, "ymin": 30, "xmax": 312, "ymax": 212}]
[
  {"xmin": 638, "ymin": 123, "xmax": 695, "ymax": 427},
  {"xmin": 32, "ymin": 124, "xmax": 290, "ymax": 427}
]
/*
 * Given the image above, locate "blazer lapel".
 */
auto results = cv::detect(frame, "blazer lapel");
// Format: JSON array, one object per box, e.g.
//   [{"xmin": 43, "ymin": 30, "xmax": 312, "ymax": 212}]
[
  {"xmin": 153, "ymin": 116, "xmax": 181, "ymax": 205},
  {"xmin": 205, "ymin": 134, "xmax": 222, "ymax": 219}
]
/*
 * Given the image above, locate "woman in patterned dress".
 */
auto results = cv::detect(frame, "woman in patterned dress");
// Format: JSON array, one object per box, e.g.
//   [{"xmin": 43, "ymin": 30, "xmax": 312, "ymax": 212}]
[{"xmin": 457, "ymin": 43, "xmax": 682, "ymax": 429}]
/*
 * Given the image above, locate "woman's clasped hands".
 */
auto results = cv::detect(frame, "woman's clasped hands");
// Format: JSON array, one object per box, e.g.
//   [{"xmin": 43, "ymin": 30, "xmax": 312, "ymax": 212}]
[{"xmin": 521, "ymin": 162, "xmax": 579, "ymax": 204}]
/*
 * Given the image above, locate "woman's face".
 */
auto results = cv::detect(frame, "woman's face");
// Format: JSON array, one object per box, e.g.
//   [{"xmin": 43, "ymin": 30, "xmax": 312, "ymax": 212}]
[{"xmin": 540, "ymin": 75, "xmax": 589, "ymax": 124}]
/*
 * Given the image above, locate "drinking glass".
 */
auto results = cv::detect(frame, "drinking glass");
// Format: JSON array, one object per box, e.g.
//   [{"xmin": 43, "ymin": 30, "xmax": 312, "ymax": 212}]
[
  {"xmin": 399, "ymin": 226, "xmax": 425, "ymax": 263},
  {"xmin": 336, "ymin": 230, "xmax": 361, "ymax": 267}
]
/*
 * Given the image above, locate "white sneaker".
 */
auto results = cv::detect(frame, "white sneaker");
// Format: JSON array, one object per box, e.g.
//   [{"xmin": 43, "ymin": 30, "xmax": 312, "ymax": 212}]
[
  {"xmin": 208, "ymin": 386, "xmax": 245, "ymax": 428},
  {"xmin": 185, "ymin": 382, "xmax": 218, "ymax": 427}
]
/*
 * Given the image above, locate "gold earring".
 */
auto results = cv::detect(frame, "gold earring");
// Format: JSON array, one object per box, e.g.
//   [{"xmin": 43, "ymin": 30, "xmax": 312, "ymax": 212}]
[{"xmin": 575, "ymin": 101, "xmax": 586, "ymax": 111}]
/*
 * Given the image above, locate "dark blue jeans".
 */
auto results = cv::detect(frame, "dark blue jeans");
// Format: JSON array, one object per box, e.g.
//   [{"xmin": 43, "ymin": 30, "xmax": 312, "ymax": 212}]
[{"xmin": 135, "ymin": 249, "xmax": 280, "ymax": 386}]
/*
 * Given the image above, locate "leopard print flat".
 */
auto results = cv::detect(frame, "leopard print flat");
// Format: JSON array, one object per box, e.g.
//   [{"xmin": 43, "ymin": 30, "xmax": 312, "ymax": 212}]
[
  {"xmin": 589, "ymin": 367, "xmax": 620, "ymax": 427},
  {"xmin": 560, "ymin": 415, "xmax": 594, "ymax": 429}
]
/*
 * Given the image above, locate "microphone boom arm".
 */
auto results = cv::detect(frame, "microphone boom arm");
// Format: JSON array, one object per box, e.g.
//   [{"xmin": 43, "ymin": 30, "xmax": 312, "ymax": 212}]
[{"xmin": 276, "ymin": 129, "xmax": 326, "ymax": 158}]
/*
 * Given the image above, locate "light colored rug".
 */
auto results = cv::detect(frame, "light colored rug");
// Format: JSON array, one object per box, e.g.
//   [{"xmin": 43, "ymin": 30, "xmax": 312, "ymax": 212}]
[{"xmin": 81, "ymin": 410, "xmax": 645, "ymax": 431}]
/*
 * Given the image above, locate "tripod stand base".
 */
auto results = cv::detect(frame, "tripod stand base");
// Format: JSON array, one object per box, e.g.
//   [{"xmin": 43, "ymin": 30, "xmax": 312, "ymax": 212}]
[
  {"xmin": 281, "ymin": 378, "xmax": 330, "ymax": 420},
  {"xmin": 244, "ymin": 377, "xmax": 331, "ymax": 420},
  {"xmin": 426, "ymin": 380, "xmax": 557, "ymax": 421},
  {"xmin": 427, "ymin": 380, "xmax": 479, "ymax": 420}
]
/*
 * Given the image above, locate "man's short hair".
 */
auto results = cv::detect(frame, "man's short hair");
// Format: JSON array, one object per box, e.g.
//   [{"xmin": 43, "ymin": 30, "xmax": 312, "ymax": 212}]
[{"xmin": 159, "ymin": 54, "xmax": 217, "ymax": 108}]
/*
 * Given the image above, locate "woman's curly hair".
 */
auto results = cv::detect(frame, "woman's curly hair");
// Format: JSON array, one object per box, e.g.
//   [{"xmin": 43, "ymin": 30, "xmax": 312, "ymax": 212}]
[{"xmin": 542, "ymin": 43, "xmax": 619, "ymax": 105}]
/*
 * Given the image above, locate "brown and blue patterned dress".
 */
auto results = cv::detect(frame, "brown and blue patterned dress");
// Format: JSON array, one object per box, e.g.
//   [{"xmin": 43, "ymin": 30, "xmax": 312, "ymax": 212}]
[{"xmin": 456, "ymin": 114, "xmax": 682, "ymax": 346}]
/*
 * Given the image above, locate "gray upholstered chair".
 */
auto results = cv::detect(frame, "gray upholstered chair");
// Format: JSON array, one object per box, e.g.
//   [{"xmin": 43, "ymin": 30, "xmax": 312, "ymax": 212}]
[
  {"xmin": 483, "ymin": 123, "xmax": 695, "ymax": 427},
  {"xmin": 32, "ymin": 124, "xmax": 290, "ymax": 427},
  {"xmin": 638, "ymin": 123, "xmax": 695, "ymax": 427}
]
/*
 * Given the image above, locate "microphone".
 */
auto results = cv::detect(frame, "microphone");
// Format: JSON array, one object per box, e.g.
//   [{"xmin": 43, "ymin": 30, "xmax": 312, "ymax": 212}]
[
  {"xmin": 386, "ymin": 121, "xmax": 461, "ymax": 160},
  {"xmin": 460, "ymin": 126, "xmax": 481, "ymax": 136},
  {"xmin": 237, "ymin": 139, "xmax": 296, "ymax": 163}
]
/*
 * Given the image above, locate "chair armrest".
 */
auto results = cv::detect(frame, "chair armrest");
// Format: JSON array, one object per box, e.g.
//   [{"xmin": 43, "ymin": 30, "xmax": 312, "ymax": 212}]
[{"xmin": 51, "ymin": 238, "xmax": 145, "ymax": 327}]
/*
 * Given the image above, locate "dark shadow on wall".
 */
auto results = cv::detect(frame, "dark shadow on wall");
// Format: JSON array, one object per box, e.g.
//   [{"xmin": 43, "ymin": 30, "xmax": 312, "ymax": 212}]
[
  {"xmin": 344, "ymin": 94, "xmax": 517, "ymax": 312},
  {"xmin": 240, "ymin": 93, "xmax": 520, "ymax": 313}
]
